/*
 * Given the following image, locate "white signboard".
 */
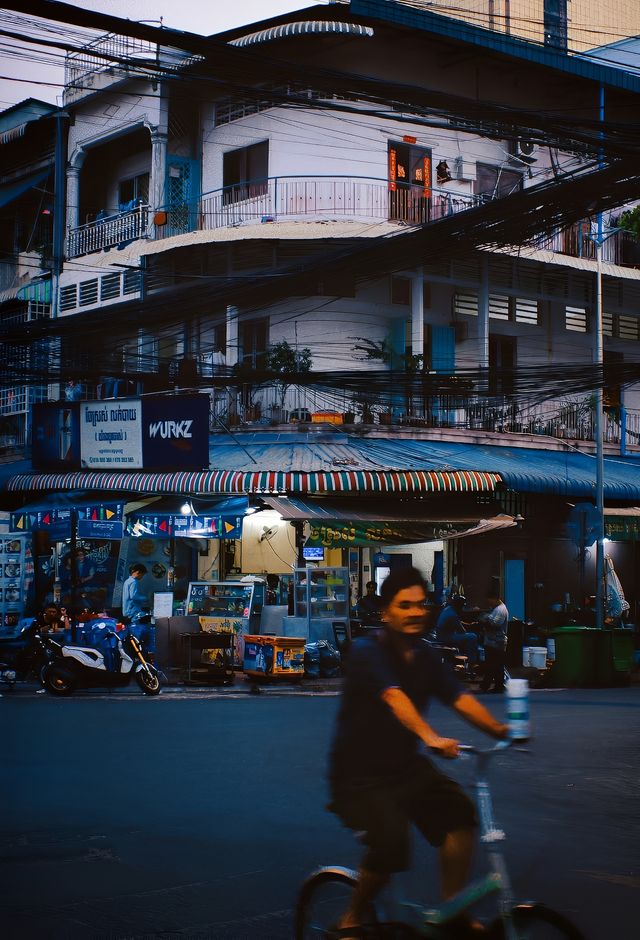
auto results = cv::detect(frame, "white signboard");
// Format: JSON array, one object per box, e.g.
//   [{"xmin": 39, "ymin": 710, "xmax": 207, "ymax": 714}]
[
  {"xmin": 153, "ymin": 592, "xmax": 174, "ymax": 618},
  {"xmin": 80, "ymin": 400, "xmax": 143, "ymax": 469}
]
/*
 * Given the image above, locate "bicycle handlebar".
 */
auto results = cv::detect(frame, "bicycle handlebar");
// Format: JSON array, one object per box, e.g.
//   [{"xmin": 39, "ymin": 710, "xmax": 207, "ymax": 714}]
[{"xmin": 457, "ymin": 740, "xmax": 530, "ymax": 757}]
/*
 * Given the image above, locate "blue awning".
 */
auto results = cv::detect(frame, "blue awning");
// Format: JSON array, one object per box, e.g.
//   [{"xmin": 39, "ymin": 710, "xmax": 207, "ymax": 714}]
[
  {"xmin": 0, "ymin": 169, "xmax": 49, "ymax": 210},
  {"xmin": 4, "ymin": 433, "xmax": 640, "ymax": 501},
  {"xmin": 126, "ymin": 496, "xmax": 248, "ymax": 538}
]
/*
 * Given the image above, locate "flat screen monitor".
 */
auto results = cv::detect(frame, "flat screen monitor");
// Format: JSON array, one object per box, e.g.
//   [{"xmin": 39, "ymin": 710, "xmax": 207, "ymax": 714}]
[{"xmin": 303, "ymin": 546, "xmax": 325, "ymax": 561}]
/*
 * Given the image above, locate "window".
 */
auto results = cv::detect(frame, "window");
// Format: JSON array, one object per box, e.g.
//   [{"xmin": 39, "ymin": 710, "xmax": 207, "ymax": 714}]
[
  {"xmin": 489, "ymin": 294, "xmax": 510, "ymax": 321},
  {"xmin": 391, "ymin": 276, "xmax": 412, "ymax": 305},
  {"xmin": 453, "ymin": 290, "xmax": 478, "ymax": 317},
  {"xmin": 59, "ymin": 285, "xmax": 77, "ymax": 313},
  {"xmin": 388, "ymin": 141, "xmax": 431, "ymax": 223},
  {"xmin": 514, "ymin": 298, "xmax": 538, "ymax": 325},
  {"xmin": 100, "ymin": 273, "xmax": 121, "ymax": 301},
  {"xmin": 118, "ymin": 172, "xmax": 149, "ymax": 210},
  {"xmin": 489, "ymin": 335, "xmax": 516, "ymax": 395},
  {"xmin": 475, "ymin": 164, "xmax": 523, "ymax": 200},
  {"xmin": 566, "ymin": 306, "xmax": 588, "ymax": 333},
  {"xmin": 78, "ymin": 279, "xmax": 98, "ymax": 307},
  {"xmin": 618, "ymin": 315, "xmax": 639, "ymax": 341},
  {"xmin": 223, "ymin": 141, "xmax": 268, "ymax": 205},
  {"xmin": 240, "ymin": 318, "xmax": 268, "ymax": 368}
]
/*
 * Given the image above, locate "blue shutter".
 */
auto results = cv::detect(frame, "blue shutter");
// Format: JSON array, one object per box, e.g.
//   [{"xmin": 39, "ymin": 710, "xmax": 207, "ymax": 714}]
[{"xmin": 430, "ymin": 325, "xmax": 455, "ymax": 373}]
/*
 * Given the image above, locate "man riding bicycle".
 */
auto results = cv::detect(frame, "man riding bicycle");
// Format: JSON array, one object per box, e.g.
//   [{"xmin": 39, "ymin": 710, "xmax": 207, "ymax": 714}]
[{"xmin": 328, "ymin": 567, "xmax": 508, "ymax": 937}]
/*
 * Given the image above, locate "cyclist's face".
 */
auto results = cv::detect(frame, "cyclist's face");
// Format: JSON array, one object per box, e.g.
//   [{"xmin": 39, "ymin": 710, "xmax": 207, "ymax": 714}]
[{"xmin": 383, "ymin": 585, "xmax": 428, "ymax": 635}]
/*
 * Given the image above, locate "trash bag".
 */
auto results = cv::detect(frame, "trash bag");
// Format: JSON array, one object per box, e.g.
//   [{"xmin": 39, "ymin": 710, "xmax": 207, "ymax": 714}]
[
  {"xmin": 304, "ymin": 641, "xmax": 321, "ymax": 678},
  {"xmin": 319, "ymin": 639, "xmax": 342, "ymax": 678}
]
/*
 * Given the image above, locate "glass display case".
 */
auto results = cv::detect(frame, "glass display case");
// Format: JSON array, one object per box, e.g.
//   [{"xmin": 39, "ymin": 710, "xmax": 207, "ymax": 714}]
[
  {"xmin": 293, "ymin": 567, "xmax": 349, "ymax": 624},
  {"xmin": 186, "ymin": 580, "xmax": 264, "ymax": 666}
]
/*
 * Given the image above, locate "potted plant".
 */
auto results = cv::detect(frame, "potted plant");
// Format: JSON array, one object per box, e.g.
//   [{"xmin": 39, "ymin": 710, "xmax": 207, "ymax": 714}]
[{"xmin": 265, "ymin": 341, "xmax": 312, "ymax": 423}]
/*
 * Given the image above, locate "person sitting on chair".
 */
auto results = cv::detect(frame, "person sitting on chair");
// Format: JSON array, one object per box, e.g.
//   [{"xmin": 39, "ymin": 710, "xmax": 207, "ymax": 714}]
[
  {"xmin": 356, "ymin": 580, "xmax": 383, "ymax": 625},
  {"xmin": 434, "ymin": 594, "xmax": 480, "ymax": 664}
]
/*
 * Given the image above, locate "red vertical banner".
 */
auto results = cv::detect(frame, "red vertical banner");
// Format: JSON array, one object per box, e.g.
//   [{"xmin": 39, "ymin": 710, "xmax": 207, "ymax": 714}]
[
  {"xmin": 388, "ymin": 148, "xmax": 397, "ymax": 191},
  {"xmin": 423, "ymin": 156, "xmax": 432, "ymax": 198}
]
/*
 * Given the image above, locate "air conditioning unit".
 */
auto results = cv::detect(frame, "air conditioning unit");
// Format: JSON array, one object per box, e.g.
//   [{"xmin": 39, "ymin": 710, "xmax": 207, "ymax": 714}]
[
  {"xmin": 511, "ymin": 139, "xmax": 538, "ymax": 163},
  {"xmin": 453, "ymin": 156, "xmax": 476, "ymax": 181}
]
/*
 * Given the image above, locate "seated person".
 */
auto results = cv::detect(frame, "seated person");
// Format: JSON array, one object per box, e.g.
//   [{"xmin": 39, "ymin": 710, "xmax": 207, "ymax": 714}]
[
  {"xmin": 36, "ymin": 604, "xmax": 70, "ymax": 635},
  {"xmin": 356, "ymin": 581, "xmax": 384, "ymax": 625},
  {"xmin": 434, "ymin": 594, "xmax": 479, "ymax": 663}
]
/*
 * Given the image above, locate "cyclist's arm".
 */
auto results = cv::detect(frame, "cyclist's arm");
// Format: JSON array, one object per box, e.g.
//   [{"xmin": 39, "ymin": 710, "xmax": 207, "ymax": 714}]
[
  {"xmin": 380, "ymin": 687, "xmax": 460, "ymax": 758},
  {"xmin": 452, "ymin": 692, "xmax": 508, "ymax": 739}
]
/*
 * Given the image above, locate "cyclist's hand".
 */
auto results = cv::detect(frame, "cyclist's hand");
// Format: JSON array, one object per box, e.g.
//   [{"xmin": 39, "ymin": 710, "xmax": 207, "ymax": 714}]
[{"xmin": 429, "ymin": 736, "xmax": 460, "ymax": 759}]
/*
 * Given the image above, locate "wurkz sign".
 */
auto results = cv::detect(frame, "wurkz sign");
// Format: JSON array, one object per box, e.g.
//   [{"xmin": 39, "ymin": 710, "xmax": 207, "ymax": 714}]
[{"xmin": 33, "ymin": 395, "xmax": 209, "ymax": 471}]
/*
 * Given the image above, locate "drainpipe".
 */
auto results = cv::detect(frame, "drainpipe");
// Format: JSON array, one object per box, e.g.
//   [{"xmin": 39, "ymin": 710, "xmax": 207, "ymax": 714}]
[
  {"xmin": 594, "ymin": 84, "xmax": 606, "ymax": 631},
  {"xmin": 52, "ymin": 110, "xmax": 70, "ymax": 314},
  {"xmin": 478, "ymin": 256, "xmax": 490, "ymax": 370}
]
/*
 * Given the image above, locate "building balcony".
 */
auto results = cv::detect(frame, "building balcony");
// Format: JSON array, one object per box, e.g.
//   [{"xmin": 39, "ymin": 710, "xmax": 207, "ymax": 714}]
[
  {"xmin": 67, "ymin": 204, "xmax": 149, "ymax": 259},
  {"xmin": 65, "ymin": 174, "xmax": 640, "ymax": 271}
]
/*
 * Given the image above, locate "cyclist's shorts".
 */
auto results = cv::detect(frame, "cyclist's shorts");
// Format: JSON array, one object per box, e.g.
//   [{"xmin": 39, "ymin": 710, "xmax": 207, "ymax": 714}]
[{"xmin": 329, "ymin": 756, "xmax": 477, "ymax": 874}]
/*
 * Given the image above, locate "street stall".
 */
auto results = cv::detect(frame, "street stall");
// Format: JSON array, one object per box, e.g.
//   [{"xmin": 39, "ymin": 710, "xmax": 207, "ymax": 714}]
[{"xmin": 185, "ymin": 579, "xmax": 265, "ymax": 667}]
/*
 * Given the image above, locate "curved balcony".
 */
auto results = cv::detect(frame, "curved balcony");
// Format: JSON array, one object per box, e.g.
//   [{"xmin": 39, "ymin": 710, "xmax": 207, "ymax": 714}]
[
  {"xmin": 65, "ymin": 175, "xmax": 640, "ymax": 269},
  {"xmin": 154, "ymin": 175, "xmax": 483, "ymax": 240}
]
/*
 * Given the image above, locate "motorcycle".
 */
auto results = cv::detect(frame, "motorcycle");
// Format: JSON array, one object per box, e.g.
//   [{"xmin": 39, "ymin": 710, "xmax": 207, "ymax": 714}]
[
  {"xmin": 41, "ymin": 622, "xmax": 161, "ymax": 696},
  {"xmin": 0, "ymin": 620, "xmax": 52, "ymax": 690}
]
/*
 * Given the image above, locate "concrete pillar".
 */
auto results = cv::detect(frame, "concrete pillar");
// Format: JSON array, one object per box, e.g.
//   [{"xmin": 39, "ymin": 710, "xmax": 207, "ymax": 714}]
[
  {"xmin": 411, "ymin": 266, "xmax": 424, "ymax": 362},
  {"xmin": 65, "ymin": 165, "xmax": 81, "ymax": 234},
  {"xmin": 226, "ymin": 305, "xmax": 239, "ymax": 367},
  {"xmin": 478, "ymin": 257, "xmax": 490, "ymax": 369},
  {"xmin": 150, "ymin": 129, "xmax": 168, "ymax": 212}
]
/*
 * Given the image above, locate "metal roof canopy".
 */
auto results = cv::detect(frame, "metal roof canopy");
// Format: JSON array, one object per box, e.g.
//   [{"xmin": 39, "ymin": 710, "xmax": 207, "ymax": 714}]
[{"xmin": 5, "ymin": 436, "xmax": 640, "ymax": 501}]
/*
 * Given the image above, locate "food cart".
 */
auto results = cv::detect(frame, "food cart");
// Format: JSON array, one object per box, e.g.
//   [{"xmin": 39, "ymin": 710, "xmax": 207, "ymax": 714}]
[{"xmin": 185, "ymin": 580, "xmax": 264, "ymax": 666}]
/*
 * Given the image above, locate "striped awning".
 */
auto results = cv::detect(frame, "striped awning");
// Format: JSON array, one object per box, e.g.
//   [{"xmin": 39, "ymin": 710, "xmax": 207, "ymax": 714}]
[{"xmin": 6, "ymin": 467, "xmax": 501, "ymax": 496}]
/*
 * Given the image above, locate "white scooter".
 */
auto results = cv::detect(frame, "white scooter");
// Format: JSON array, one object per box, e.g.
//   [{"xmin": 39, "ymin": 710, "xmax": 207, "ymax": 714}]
[{"xmin": 41, "ymin": 623, "xmax": 160, "ymax": 696}]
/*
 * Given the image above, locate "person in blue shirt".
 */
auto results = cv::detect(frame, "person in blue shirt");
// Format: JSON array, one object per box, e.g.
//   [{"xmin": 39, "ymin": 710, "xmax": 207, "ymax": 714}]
[
  {"xmin": 328, "ymin": 567, "xmax": 507, "ymax": 937},
  {"xmin": 122, "ymin": 563, "xmax": 149, "ymax": 621},
  {"xmin": 435, "ymin": 593, "xmax": 480, "ymax": 664}
]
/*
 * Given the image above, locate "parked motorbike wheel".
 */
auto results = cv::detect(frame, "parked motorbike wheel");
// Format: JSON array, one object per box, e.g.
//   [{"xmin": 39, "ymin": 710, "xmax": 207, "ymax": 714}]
[
  {"xmin": 42, "ymin": 665, "xmax": 76, "ymax": 696},
  {"xmin": 135, "ymin": 666, "xmax": 160, "ymax": 695}
]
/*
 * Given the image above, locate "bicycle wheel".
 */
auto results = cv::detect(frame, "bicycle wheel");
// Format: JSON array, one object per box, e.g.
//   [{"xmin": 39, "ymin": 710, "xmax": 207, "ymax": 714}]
[
  {"xmin": 295, "ymin": 867, "xmax": 379, "ymax": 939},
  {"xmin": 497, "ymin": 903, "xmax": 585, "ymax": 939}
]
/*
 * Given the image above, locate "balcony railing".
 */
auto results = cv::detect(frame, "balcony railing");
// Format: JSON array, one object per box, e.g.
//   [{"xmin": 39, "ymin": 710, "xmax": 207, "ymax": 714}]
[
  {"xmin": 155, "ymin": 176, "xmax": 484, "ymax": 240},
  {"xmin": 65, "ymin": 174, "xmax": 640, "ymax": 271},
  {"xmin": 67, "ymin": 204, "xmax": 149, "ymax": 259}
]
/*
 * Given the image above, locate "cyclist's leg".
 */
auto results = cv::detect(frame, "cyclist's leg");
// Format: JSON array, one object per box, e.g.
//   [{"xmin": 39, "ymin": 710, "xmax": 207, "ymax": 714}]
[
  {"xmin": 402, "ymin": 758, "xmax": 483, "ymax": 930},
  {"xmin": 330, "ymin": 783, "xmax": 411, "ymax": 931},
  {"xmin": 439, "ymin": 827, "xmax": 475, "ymax": 900}
]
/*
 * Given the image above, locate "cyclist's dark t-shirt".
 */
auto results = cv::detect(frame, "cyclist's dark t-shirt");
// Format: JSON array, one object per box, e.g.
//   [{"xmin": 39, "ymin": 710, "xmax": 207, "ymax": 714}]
[{"xmin": 329, "ymin": 635, "xmax": 461, "ymax": 788}]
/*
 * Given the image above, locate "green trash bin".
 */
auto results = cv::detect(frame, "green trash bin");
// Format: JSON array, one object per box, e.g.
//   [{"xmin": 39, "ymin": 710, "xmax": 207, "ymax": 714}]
[
  {"xmin": 612, "ymin": 628, "xmax": 635, "ymax": 685},
  {"xmin": 551, "ymin": 626, "xmax": 597, "ymax": 687}
]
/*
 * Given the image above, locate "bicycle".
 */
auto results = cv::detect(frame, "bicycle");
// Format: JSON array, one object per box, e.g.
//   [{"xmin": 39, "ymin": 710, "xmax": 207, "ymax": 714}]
[{"xmin": 295, "ymin": 741, "xmax": 585, "ymax": 939}]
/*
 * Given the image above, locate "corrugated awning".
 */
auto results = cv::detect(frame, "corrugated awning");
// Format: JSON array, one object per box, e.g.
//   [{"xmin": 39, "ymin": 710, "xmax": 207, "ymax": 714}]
[
  {"xmin": 0, "ymin": 169, "xmax": 49, "ymax": 209},
  {"xmin": 6, "ymin": 432, "xmax": 640, "ymax": 500},
  {"xmin": 16, "ymin": 278, "xmax": 51, "ymax": 303},
  {"xmin": 261, "ymin": 495, "xmax": 515, "ymax": 545},
  {"xmin": 5, "ymin": 467, "xmax": 501, "ymax": 496}
]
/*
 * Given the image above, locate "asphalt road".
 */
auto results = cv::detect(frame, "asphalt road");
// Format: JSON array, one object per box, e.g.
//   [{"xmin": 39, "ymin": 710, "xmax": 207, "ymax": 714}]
[{"xmin": 1, "ymin": 685, "xmax": 639, "ymax": 939}]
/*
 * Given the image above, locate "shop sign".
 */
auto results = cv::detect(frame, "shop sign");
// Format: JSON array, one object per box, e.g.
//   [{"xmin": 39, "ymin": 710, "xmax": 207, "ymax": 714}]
[
  {"xmin": 80, "ymin": 401, "xmax": 143, "ymax": 469},
  {"xmin": 10, "ymin": 507, "xmax": 72, "ymax": 540},
  {"xmin": 77, "ymin": 504, "xmax": 125, "ymax": 540},
  {"xmin": 126, "ymin": 513, "xmax": 242, "ymax": 539},
  {"xmin": 11, "ymin": 503, "xmax": 125, "ymax": 540},
  {"xmin": 605, "ymin": 517, "xmax": 640, "ymax": 541},
  {"xmin": 33, "ymin": 395, "xmax": 210, "ymax": 471},
  {"xmin": 308, "ymin": 520, "xmax": 470, "ymax": 547},
  {"xmin": 308, "ymin": 521, "xmax": 413, "ymax": 547}
]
